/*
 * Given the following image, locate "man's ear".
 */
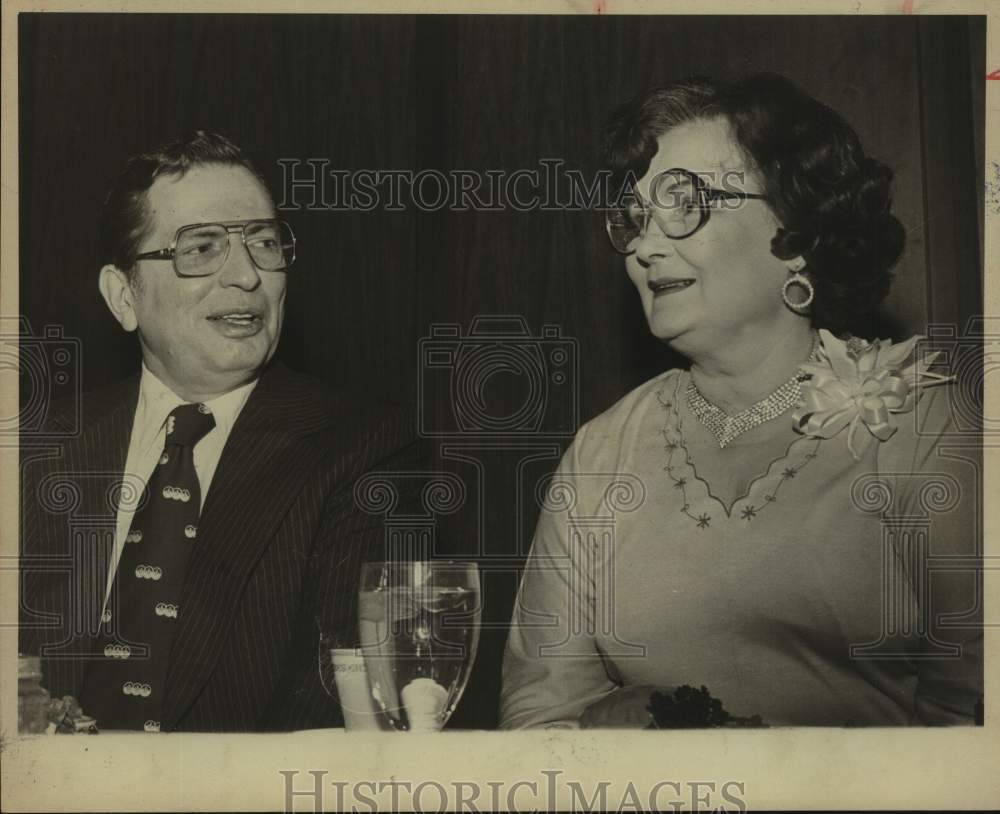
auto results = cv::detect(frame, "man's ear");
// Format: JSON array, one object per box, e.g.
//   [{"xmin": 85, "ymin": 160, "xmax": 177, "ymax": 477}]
[{"xmin": 98, "ymin": 264, "xmax": 139, "ymax": 332}]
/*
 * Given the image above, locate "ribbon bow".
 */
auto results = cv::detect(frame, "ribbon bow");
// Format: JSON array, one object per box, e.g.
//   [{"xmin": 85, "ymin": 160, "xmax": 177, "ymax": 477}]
[{"xmin": 792, "ymin": 329, "xmax": 952, "ymax": 460}]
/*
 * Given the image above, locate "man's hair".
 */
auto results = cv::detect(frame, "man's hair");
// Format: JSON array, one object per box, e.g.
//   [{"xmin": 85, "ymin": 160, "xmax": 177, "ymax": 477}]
[{"xmin": 99, "ymin": 131, "xmax": 271, "ymax": 278}]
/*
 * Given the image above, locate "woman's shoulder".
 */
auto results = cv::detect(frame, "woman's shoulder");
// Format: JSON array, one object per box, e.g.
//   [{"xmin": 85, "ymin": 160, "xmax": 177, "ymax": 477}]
[
  {"xmin": 569, "ymin": 368, "xmax": 684, "ymax": 464},
  {"xmin": 580, "ymin": 367, "xmax": 682, "ymax": 433},
  {"xmin": 877, "ymin": 377, "xmax": 967, "ymax": 470}
]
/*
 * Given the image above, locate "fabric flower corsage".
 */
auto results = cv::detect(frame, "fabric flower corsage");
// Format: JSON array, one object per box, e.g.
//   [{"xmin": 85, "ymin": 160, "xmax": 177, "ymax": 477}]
[{"xmin": 792, "ymin": 329, "xmax": 953, "ymax": 460}]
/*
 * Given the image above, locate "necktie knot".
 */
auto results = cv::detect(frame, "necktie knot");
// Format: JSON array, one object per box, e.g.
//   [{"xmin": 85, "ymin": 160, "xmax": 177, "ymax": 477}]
[{"xmin": 165, "ymin": 403, "xmax": 216, "ymax": 447}]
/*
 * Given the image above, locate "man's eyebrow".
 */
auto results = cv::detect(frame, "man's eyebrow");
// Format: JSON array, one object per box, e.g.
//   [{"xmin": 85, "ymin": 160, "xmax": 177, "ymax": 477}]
[
  {"xmin": 183, "ymin": 225, "xmax": 222, "ymax": 237},
  {"xmin": 244, "ymin": 220, "xmax": 277, "ymax": 232}
]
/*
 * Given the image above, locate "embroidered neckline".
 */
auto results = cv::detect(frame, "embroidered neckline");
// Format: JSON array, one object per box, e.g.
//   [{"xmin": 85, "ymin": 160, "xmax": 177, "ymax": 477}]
[{"xmin": 658, "ymin": 373, "xmax": 823, "ymax": 529}]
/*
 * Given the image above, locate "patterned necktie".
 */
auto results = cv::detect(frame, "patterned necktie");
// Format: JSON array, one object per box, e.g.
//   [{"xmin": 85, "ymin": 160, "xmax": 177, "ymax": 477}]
[{"xmin": 81, "ymin": 403, "xmax": 215, "ymax": 732}]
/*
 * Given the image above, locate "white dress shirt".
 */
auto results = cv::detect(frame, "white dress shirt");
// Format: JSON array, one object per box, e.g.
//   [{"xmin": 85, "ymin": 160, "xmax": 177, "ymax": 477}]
[{"xmin": 105, "ymin": 366, "xmax": 257, "ymax": 605}]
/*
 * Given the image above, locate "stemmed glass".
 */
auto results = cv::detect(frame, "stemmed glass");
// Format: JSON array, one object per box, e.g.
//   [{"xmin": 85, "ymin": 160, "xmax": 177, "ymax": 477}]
[{"xmin": 358, "ymin": 561, "xmax": 481, "ymax": 731}]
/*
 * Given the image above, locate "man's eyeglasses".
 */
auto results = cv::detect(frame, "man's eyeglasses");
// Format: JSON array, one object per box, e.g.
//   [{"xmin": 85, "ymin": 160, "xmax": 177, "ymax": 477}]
[
  {"xmin": 134, "ymin": 219, "xmax": 296, "ymax": 277},
  {"xmin": 605, "ymin": 168, "xmax": 768, "ymax": 254}
]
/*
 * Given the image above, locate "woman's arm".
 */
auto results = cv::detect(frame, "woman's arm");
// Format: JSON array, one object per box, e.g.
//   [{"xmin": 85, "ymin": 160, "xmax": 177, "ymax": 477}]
[
  {"xmin": 499, "ymin": 442, "xmax": 618, "ymax": 729},
  {"xmin": 883, "ymin": 383, "xmax": 983, "ymax": 724}
]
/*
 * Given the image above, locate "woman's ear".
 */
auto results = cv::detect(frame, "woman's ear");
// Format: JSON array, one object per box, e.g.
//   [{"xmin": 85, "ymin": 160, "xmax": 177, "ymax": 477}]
[
  {"xmin": 98, "ymin": 264, "xmax": 139, "ymax": 332},
  {"xmin": 786, "ymin": 256, "xmax": 807, "ymax": 273}
]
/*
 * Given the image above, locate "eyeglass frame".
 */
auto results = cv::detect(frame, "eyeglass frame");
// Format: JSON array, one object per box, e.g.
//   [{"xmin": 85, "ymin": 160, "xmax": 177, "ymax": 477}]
[
  {"xmin": 133, "ymin": 219, "xmax": 297, "ymax": 277},
  {"xmin": 604, "ymin": 167, "xmax": 768, "ymax": 254}
]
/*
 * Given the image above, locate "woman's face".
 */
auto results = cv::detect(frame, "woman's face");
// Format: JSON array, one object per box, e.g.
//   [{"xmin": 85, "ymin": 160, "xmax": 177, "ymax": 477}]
[{"xmin": 625, "ymin": 116, "xmax": 794, "ymax": 358}]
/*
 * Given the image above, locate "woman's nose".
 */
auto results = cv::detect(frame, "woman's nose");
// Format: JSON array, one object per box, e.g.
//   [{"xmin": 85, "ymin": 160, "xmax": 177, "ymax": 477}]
[{"xmin": 632, "ymin": 217, "xmax": 676, "ymax": 265}]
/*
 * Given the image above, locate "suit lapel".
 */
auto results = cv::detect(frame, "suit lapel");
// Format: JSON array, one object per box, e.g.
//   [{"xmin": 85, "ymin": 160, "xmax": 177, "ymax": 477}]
[
  {"xmin": 30, "ymin": 377, "xmax": 138, "ymax": 697},
  {"xmin": 77, "ymin": 379, "xmax": 138, "ymax": 617},
  {"xmin": 162, "ymin": 364, "xmax": 334, "ymax": 728}
]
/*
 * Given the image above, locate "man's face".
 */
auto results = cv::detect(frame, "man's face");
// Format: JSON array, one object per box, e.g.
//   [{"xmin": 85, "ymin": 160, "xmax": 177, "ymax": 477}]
[{"xmin": 124, "ymin": 164, "xmax": 287, "ymax": 400}]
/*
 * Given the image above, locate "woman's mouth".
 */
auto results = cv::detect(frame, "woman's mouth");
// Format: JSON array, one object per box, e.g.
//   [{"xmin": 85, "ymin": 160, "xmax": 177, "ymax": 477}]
[{"xmin": 648, "ymin": 278, "xmax": 695, "ymax": 296}]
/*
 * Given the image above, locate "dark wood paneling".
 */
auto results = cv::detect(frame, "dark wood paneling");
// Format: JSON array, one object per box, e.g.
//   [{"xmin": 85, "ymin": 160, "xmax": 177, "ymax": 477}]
[{"xmin": 917, "ymin": 16, "xmax": 985, "ymax": 333}]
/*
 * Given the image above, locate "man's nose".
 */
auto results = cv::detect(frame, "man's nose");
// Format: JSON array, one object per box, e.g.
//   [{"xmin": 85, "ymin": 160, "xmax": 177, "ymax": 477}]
[{"xmin": 217, "ymin": 236, "xmax": 262, "ymax": 290}]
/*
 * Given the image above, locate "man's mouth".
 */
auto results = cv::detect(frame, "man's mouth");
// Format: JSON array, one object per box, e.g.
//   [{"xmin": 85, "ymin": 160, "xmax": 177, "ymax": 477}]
[
  {"xmin": 207, "ymin": 310, "xmax": 265, "ymax": 336},
  {"xmin": 208, "ymin": 311, "xmax": 261, "ymax": 326},
  {"xmin": 648, "ymin": 278, "xmax": 695, "ymax": 296}
]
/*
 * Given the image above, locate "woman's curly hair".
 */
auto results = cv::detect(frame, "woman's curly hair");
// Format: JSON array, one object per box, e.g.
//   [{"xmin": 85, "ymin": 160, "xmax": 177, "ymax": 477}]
[{"xmin": 601, "ymin": 74, "xmax": 905, "ymax": 335}]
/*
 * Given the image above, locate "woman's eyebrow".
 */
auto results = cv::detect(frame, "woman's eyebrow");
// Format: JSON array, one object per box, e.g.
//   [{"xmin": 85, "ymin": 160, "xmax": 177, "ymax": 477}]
[{"xmin": 627, "ymin": 184, "xmax": 649, "ymax": 205}]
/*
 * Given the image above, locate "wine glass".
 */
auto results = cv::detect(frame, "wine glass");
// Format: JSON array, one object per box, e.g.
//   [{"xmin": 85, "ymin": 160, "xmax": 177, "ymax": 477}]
[{"xmin": 358, "ymin": 561, "xmax": 481, "ymax": 731}]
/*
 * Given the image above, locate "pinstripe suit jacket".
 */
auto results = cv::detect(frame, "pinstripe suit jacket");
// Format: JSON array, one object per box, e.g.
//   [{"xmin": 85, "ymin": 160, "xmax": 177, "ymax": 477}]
[{"xmin": 20, "ymin": 362, "xmax": 418, "ymax": 732}]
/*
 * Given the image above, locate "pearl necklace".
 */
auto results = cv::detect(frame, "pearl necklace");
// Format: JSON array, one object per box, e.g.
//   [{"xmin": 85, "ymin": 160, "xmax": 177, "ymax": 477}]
[{"xmin": 686, "ymin": 338, "xmax": 819, "ymax": 448}]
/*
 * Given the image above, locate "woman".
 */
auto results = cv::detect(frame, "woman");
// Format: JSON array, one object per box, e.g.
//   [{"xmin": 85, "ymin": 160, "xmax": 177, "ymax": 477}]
[{"xmin": 500, "ymin": 74, "xmax": 982, "ymax": 728}]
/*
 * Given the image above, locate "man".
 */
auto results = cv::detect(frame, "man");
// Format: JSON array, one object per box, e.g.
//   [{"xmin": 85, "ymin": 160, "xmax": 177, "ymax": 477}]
[{"xmin": 19, "ymin": 132, "xmax": 416, "ymax": 732}]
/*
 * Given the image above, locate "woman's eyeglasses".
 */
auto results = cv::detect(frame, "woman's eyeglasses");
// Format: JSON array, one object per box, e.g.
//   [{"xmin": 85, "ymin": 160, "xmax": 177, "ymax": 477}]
[
  {"xmin": 605, "ymin": 168, "xmax": 767, "ymax": 254},
  {"xmin": 134, "ymin": 219, "xmax": 296, "ymax": 277}
]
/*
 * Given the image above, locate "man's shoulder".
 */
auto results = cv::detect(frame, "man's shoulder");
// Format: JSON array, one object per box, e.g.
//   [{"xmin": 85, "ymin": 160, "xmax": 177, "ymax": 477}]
[
  {"xmin": 257, "ymin": 363, "xmax": 384, "ymax": 410},
  {"xmin": 32, "ymin": 374, "xmax": 139, "ymax": 439},
  {"xmin": 253, "ymin": 363, "xmax": 417, "ymax": 454}
]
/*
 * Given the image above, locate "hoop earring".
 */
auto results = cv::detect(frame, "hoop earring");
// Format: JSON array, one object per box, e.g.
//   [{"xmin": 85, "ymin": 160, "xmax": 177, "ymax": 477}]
[{"xmin": 782, "ymin": 273, "xmax": 814, "ymax": 311}]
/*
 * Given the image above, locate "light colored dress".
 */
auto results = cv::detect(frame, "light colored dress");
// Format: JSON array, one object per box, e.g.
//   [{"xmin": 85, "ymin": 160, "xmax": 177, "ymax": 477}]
[{"xmin": 500, "ymin": 343, "xmax": 982, "ymax": 728}]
